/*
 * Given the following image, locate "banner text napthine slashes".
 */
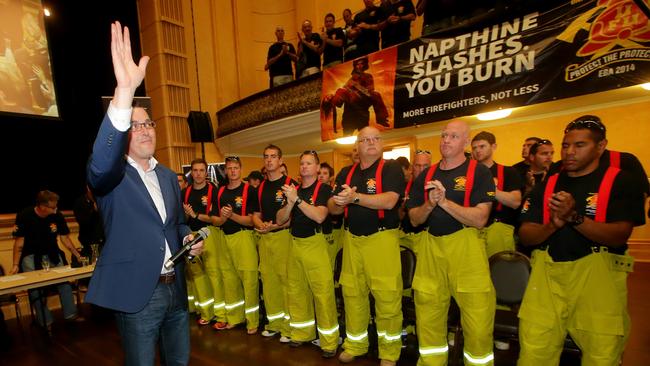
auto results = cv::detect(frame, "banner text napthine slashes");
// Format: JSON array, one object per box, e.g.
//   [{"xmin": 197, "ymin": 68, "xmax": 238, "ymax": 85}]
[{"xmin": 405, "ymin": 12, "xmax": 539, "ymax": 98}]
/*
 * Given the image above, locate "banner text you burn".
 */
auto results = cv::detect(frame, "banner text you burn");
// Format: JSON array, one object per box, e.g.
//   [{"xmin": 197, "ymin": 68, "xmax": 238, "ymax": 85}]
[{"xmin": 405, "ymin": 12, "xmax": 540, "ymax": 98}]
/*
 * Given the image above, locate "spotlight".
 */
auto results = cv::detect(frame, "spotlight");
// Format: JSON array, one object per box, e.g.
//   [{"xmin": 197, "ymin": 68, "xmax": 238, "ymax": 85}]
[{"xmin": 476, "ymin": 109, "xmax": 513, "ymax": 121}]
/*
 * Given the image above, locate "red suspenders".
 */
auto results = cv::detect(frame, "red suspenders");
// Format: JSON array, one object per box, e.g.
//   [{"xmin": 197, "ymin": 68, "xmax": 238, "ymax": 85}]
[
  {"xmin": 217, "ymin": 183, "xmax": 249, "ymax": 216},
  {"xmin": 423, "ymin": 159, "xmax": 477, "ymax": 208},
  {"xmin": 217, "ymin": 186, "xmax": 225, "ymax": 213},
  {"xmin": 609, "ymin": 150, "xmax": 621, "ymax": 169},
  {"xmin": 311, "ymin": 181, "xmax": 323, "ymax": 204},
  {"xmin": 495, "ymin": 163, "xmax": 504, "ymax": 211},
  {"xmin": 542, "ymin": 167, "xmax": 620, "ymax": 225},
  {"xmin": 344, "ymin": 159, "xmax": 386, "ymax": 219},
  {"xmin": 184, "ymin": 184, "xmax": 213, "ymax": 214},
  {"xmin": 258, "ymin": 176, "xmax": 292, "ymax": 218},
  {"xmin": 241, "ymin": 183, "xmax": 249, "ymax": 215},
  {"xmin": 404, "ymin": 179, "xmax": 413, "ymax": 198},
  {"xmin": 595, "ymin": 167, "xmax": 619, "ymax": 222}
]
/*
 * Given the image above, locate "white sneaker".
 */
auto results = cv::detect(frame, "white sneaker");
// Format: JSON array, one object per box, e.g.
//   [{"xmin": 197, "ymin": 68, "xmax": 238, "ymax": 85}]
[
  {"xmin": 311, "ymin": 336, "xmax": 342, "ymax": 346},
  {"xmin": 280, "ymin": 336, "xmax": 291, "ymax": 343},
  {"xmin": 494, "ymin": 340, "xmax": 510, "ymax": 350},
  {"xmin": 261, "ymin": 330, "xmax": 278, "ymax": 337}
]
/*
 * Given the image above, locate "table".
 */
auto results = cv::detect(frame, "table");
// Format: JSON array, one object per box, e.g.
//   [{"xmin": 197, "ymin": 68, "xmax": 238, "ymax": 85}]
[
  {"xmin": 1, "ymin": 265, "xmax": 94, "ymax": 336},
  {"xmin": 0, "ymin": 265, "xmax": 94, "ymax": 295}
]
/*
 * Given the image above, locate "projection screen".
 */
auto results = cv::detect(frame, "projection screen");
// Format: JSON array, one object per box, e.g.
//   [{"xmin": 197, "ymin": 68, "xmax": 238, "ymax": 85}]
[{"xmin": 0, "ymin": 0, "xmax": 58, "ymax": 117}]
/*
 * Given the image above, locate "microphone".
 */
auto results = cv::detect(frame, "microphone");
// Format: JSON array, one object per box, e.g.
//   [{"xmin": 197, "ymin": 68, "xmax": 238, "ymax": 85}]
[{"xmin": 164, "ymin": 227, "xmax": 209, "ymax": 270}]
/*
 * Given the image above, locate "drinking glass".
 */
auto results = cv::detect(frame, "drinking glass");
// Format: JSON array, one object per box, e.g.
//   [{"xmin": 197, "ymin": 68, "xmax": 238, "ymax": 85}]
[
  {"xmin": 90, "ymin": 244, "xmax": 100, "ymax": 264},
  {"xmin": 41, "ymin": 255, "xmax": 51, "ymax": 271}
]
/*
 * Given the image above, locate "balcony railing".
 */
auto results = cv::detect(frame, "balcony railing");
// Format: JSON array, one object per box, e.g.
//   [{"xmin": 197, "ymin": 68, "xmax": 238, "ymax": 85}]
[{"xmin": 216, "ymin": 73, "xmax": 322, "ymax": 138}]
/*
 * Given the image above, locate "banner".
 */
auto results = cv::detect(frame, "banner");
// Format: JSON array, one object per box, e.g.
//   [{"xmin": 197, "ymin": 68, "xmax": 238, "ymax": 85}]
[{"xmin": 320, "ymin": 0, "xmax": 650, "ymax": 141}]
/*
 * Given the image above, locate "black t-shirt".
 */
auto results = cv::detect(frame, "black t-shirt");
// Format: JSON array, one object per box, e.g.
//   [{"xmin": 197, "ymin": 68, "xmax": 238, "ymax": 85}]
[
  {"xmin": 73, "ymin": 195, "xmax": 105, "ymax": 247},
  {"xmin": 217, "ymin": 183, "xmax": 259, "ymax": 235},
  {"xmin": 520, "ymin": 165, "xmax": 646, "ymax": 261},
  {"xmin": 422, "ymin": 0, "xmax": 457, "ymax": 28},
  {"xmin": 291, "ymin": 181, "xmax": 333, "ymax": 238},
  {"xmin": 301, "ymin": 33, "xmax": 323, "ymax": 69},
  {"xmin": 323, "ymin": 213, "xmax": 344, "ymax": 234},
  {"xmin": 548, "ymin": 150, "xmax": 650, "ymax": 196},
  {"xmin": 512, "ymin": 160, "xmax": 529, "ymax": 181},
  {"xmin": 407, "ymin": 159, "xmax": 495, "ymax": 236},
  {"xmin": 401, "ymin": 178, "xmax": 428, "ymax": 234},
  {"xmin": 381, "ymin": 0, "xmax": 415, "ymax": 48},
  {"xmin": 13, "ymin": 207, "xmax": 70, "ymax": 267},
  {"xmin": 489, "ymin": 163, "xmax": 524, "ymax": 226},
  {"xmin": 323, "ymin": 27, "xmax": 345, "ymax": 65},
  {"xmin": 354, "ymin": 6, "xmax": 386, "ymax": 56},
  {"xmin": 182, "ymin": 183, "xmax": 218, "ymax": 231},
  {"xmin": 333, "ymin": 159, "xmax": 405, "ymax": 236},
  {"xmin": 256, "ymin": 175, "xmax": 299, "ymax": 223},
  {"xmin": 267, "ymin": 41, "xmax": 295, "ymax": 78}
]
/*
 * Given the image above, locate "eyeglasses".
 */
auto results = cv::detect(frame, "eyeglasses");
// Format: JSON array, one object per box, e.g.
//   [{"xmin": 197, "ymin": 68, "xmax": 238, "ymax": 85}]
[
  {"xmin": 533, "ymin": 139, "xmax": 552, "ymax": 147},
  {"xmin": 131, "ymin": 119, "xmax": 156, "ymax": 131},
  {"xmin": 357, "ymin": 136, "xmax": 381, "ymax": 144},
  {"xmin": 225, "ymin": 156, "xmax": 240, "ymax": 162},
  {"xmin": 564, "ymin": 119, "xmax": 606, "ymax": 134},
  {"xmin": 302, "ymin": 150, "xmax": 318, "ymax": 156},
  {"xmin": 415, "ymin": 149, "xmax": 431, "ymax": 155}
]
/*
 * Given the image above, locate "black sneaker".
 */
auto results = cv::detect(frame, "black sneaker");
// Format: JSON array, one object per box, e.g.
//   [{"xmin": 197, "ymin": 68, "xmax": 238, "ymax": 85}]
[{"xmin": 322, "ymin": 349, "xmax": 337, "ymax": 358}]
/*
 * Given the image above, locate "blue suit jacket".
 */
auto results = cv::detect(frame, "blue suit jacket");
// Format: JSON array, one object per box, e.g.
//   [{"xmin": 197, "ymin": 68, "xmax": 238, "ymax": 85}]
[{"xmin": 85, "ymin": 114, "xmax": 191, "ymax": 313}]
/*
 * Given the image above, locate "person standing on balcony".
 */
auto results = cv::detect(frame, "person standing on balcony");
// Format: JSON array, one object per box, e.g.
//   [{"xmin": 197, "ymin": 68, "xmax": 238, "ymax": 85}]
[{"xmin": 265, "ymin": 26, "xmax": 297, "ymax": 88}]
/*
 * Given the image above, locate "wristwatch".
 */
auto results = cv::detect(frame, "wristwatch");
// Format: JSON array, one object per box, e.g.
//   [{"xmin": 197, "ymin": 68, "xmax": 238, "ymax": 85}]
[
  {"xmin": 353, "ymin": 195, "xmax": 360, "ymax": 204},
  {"xmin": 295, "ymin": 197, "xmax": 303, "ymax": 205},
  {"xmin": 569, "ymin": 213, "xmax": 584, "ymax": 226}
]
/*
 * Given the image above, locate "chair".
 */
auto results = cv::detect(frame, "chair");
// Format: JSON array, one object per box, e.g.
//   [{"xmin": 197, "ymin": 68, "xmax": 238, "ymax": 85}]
[
  {"xmin": 401, "ymin": 246, "xmax": 417, "ymax": 325},
  {"xmin": 490, "ymin": 250, "xmax": 531, "ymax": 347},
  {"xmin": 399, "ymin": 246, "xmax": 419, "ymax": 360},
  {"xmin": 0, "ymin": 265, "xmax": 23, "ymax": 327},
  {"xmin": 333, "ymin": 248, "xmax": 345, "ymax": 335},
  {"xmin": 399, "ymin": 245, "xmax": 465, "ymax": 365},
  {"xmin": 334, "ymin": 246, "xmax": 418, "ymax": 357},
  {"xmin": 490, "ymin": 251, "xmax": 581, "ymax": 357}
]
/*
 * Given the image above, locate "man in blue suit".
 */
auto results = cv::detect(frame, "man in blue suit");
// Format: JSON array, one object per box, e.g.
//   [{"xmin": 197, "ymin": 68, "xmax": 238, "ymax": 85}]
[{"xmin": 85, "ymin": 22, "xmax": 203, "ymax": 366}]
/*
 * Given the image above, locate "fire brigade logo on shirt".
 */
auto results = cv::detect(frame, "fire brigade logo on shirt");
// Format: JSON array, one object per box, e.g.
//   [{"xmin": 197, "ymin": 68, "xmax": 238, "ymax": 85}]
[
  {"xmin": 585, "ymin": 193, "xmax": 598, "ymax": 216},
  {"xmin": 453, "ymin": 176, "xmax": 467, "ymax": 191},
  {"xmin": 50, "ymin": 223, "xmax": 57, "ymax": 233},
  {"xmin": 366, "ymin": 178, "xmax": 377, "ymax": 194},
  {"xmin": 521, "ymin": 198, "xmax": 531, "ymax": 213},
  {"xmin": 275, "ymin": 190, "xmax": 285, "ymax": 203},
  {"xmin": 201, "ymin": 195, "xmax": 208, "ymax": 206},
  {"xmin": 234, "ymin": 196, "xmax": 243, "ymax": 209}
]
